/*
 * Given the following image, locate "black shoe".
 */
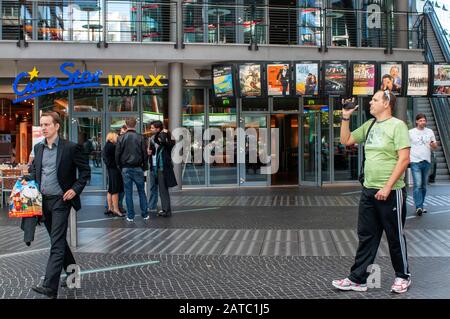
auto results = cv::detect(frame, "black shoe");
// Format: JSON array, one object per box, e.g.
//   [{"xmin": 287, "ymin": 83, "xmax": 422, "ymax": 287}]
[
  {"xmin": 416, "ymin": 208, "xmax": 423, "ymax": 216},
  {"xmin": 31, "ymin": 285, "xmax": 57, "ymax": 299},
  {"xmin": 104, "ymin": 209, "xmax": 112, "ymax": 216},
  {"xmin": 158, "ymin": 210, "xmax": 172, "ymax": 217},
  {"xmin": 119, "ymin": 207, "xmax": 127, "ymax": 215}
]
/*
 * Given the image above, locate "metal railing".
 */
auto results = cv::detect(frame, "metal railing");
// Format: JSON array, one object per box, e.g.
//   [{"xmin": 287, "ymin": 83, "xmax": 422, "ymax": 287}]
[
  {"xmin": 0, "ymin": 0, "xmax": 426, "ymax": 50},
  {"xmin": 0, "ymin": 0, "xmax": 177, "ymax": 43},
  {"xmin": 424, "ymin": 0, "xmax": 450, "ymax": 61},
  {"xmin": 430, "ymin": 97, "xmax": 450, "ymax": 175}
]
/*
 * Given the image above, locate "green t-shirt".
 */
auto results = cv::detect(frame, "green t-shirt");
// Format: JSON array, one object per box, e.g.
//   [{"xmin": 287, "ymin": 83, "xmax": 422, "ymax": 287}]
[{"xmin": 351, "ymin": 117, "xmax": 410, "ymax": 190}]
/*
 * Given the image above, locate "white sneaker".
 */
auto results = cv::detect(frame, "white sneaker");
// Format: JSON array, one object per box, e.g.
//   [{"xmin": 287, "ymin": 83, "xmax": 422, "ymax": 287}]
[
  {"xmin": 332, "ymin": 278, "xmax": 368, "ymax": 292},
  {"xmin": 391, "ymin": 277, "xmax": 411, "ymax": 294},
  {"xmin": 143, "ymin": 216, "xmax": 149, "ymax": 221},
  {"xmin": 126, "ymin": 217, "xmax": 134, "ymax": 222}
]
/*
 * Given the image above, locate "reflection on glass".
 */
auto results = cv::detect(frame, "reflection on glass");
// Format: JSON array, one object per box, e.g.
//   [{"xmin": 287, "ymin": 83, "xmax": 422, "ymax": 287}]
[
  {"xmin": 182, "ymin": 89, "xmax": 205, "ymax": 186},
  {"xmin": 142, "ymin": 88, "xmax": 168, "ymax": 138},
  {"xmin": 38, "ymin": 91, "xmax": 69, "ymax": 140},
  {"xmin": 74, "ymin": 88, "xmax": 103, "ymax": 112},
  {"xmin": 209, "ymin": 94, "xmax": 237, "ymax": 185},
  {"xmin": 273, "ymin": 97, "xmax": 299, "ymax": 112},
  {"xmin": 107, "ymin": 0, "xmax": 137, "ymax": 42},
  {"xmin": 302, "ymin": 97, "xmax": 329, "ymax": 183},
  {"xmin": 74, "ymin": 117, "xmax": 103, "ymax": 188},
  {"xmin": 242, "ymin": 98, "xmax": 267, "ymax": 112},
  {"xmin": 243, "ymin": 115, "xmax": 267, "ymax": 183},
  {"xmin": 108, "ymin": 88, "xmax": 137, "ymax": 112},
  {"xmin": 298, "ymin": 1, "xmax": 323, "ymax": 46},
  {"xmin": 332, "ymin": 98, "xmax": 358, "ymax": 181},
  {"xmin": 271, "ymin": 114, "xmax": 298, "ymax": 185},
  {"xmin": 73, "ymin": 1, "xmax": 102, "ymax": 42}
]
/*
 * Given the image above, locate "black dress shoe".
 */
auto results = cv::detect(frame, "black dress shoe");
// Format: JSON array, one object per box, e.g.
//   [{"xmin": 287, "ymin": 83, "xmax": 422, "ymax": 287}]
[
  {"xmin": 31, "ymin": 286, "xmax": 57, "ymax": 299},
  {"xmin": 158, "ymin": 210, "xmax": 172, "ymax": 217},
  {"xmin": 119, "ymin": 207, "xmax": 127, "ymax": 215}
]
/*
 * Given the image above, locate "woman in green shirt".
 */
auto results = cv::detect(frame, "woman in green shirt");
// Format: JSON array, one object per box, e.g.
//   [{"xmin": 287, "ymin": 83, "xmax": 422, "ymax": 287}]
[{"xmin": 332, "ymin": 90, "xmax": 412, "ymax": 294}]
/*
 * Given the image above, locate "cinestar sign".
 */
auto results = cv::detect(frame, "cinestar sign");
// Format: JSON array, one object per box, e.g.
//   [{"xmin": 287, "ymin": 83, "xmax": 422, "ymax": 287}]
[
  {"xmin": 13, "ymin": 62, "xmax": 103, "ymax": 103},
  {"xmin": 12, "ymin": 62, "xmax": 166, "ymax": 104}
]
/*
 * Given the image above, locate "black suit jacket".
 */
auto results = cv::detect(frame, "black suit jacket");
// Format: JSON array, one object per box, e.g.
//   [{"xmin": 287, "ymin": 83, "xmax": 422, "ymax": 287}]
[{"xmin": 26, "ymin": 138, "xmax": 91, "ymax": 211}]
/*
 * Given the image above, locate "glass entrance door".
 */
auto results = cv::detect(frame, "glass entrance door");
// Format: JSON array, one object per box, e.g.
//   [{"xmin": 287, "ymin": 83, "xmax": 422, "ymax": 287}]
[
  {"xmin": 271, "ymin": 114, "xmax": 299, "ymax": 185},
  {"xmin": 71, "ymin": 115, "xmax": 103, "ymax": 189},
  {"xmin": 301, "ymin": 98, "xmax": 330, "ymax": 186},
  {"xmin": 238, "ymin": 114, "xmax": 269, "ymax": 185}
]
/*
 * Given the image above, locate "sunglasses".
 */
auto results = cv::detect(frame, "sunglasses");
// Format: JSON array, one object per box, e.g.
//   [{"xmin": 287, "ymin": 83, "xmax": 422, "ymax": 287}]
[{"xmin": 384, "ymin": 90, "xmax": 391, "ymax": 102}]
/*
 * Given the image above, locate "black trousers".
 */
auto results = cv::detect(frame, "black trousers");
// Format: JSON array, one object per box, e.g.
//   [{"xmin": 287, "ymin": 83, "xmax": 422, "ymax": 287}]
[
  {"xmin": 157, "ymin": 171, "xmax": 172, "ymax": 212},
  {"xmin": 348, "ymin": 187, "xmax": 410, "ymax": 284},
  {"xmin": 42, "ymin": 195, "xmax": 76, "ymax": 291}
]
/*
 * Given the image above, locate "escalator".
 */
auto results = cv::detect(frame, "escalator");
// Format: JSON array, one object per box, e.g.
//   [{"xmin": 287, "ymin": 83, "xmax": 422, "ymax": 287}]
[{"xmin": 421, "ymin": 1, "xmax": 450, "ymax": 181}]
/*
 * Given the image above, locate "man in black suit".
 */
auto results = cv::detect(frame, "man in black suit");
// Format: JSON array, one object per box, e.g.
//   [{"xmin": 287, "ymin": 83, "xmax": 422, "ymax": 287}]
[
  {"xmin": 24, "ymin": 111, "xmax": 91, "ymax": 298},
  {"xmin": 276, "ymin": 64, "xmax": 290, "ymax": 96}
]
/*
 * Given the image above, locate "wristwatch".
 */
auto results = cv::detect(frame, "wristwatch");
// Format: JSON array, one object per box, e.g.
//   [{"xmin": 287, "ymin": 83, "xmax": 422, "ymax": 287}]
[{"xmin": 341, "ymin": 117, "xmax": 350, "ymax": 121}]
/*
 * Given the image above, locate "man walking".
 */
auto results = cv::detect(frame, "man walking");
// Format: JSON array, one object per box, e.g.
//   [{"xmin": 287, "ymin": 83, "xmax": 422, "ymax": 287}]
[
  {"xmin": 409, "ymin": 113, "xmax": 438, "ymax": 216},
  {"xmin": 115, "ymin": 117, "xmax": 148, "ymax": 221},
  {"xmin": 26, "ymin": 112, "xmax": 91, "ymax": 298},
  {"xmin": 148, "ymin": 121, "xmax": 177, "ymax": 217}
]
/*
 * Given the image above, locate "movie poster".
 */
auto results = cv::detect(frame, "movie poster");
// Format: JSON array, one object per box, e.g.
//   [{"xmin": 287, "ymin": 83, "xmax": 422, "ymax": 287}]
[
  {"xmin": 324, "ymin": 62, "xmax": 347, "ymax": 96},
  {"xmin": 239, "ymin": 64, "xmax": 262, "ymax": 97},
  {"xmin": 352, "ymin": 63, "xmax": 375, "ymax": 96},
  {"xmin": 407, "ymin": 64, "xmax": 429, "ymax": 96},
  {"xmin": 267, "ymin": 63, "xmax": 290, "ymax": 96},
  {"xmin": 295, "ymin": 63, "xmax": 319, "ymax": 96},
  {"xmin": 213, "ymin": 65, "xmax": 234, "ymax": 98},
  {"xmin": 433, "ymin": 64, "xmax": 450, "ymax": 96},
  {"xmin": 380, "ymin": 63, "xmax": 402, "ymax": 95}
]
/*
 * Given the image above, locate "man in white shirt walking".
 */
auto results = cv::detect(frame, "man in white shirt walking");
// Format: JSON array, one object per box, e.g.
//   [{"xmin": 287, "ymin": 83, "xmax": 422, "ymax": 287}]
[{"xmin": 409, "ymin": 113, "xmax": 438, "ymax": 216}]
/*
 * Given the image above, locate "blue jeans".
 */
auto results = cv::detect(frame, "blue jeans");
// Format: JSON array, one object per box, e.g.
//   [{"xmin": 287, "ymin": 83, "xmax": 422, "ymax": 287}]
[
  {"xmin": 148, "ymin": 169, "xmax": 159, "ymax": 210},
  {"xmin": 122, "ymin": 167, "xmax": 148, "ymax": 219},
  {"xmin": 411, "ymin": 161, "xmax": 431, "ymax": 209}
]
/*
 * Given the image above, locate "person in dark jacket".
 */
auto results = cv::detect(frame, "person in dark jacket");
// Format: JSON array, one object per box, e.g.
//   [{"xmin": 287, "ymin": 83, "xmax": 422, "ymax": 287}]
[
  {"xmin": 115, "ymin": 117, "xmax": 148, "ymax": 222},
  {"xmin": 149, "ymin": 121, "xmax": 177, "ymax": 217},
  {"xmin": 103, "ymin": 132, "xmax": 124, "ymax": 217},
  {"xmin": 24, "ymin": 111, "xmax": 90, "ymax": 299}
]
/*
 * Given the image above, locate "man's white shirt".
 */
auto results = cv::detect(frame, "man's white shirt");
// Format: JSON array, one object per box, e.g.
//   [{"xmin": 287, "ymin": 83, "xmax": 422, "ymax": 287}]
[{"xmin": 409, "ymin": 127, "xmax": 436, "ymax": 163}]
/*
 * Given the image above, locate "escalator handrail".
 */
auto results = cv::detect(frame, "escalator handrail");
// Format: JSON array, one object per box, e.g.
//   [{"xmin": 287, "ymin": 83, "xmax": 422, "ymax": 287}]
[
  {"xmin": 430, "ymin": 97, "xmax": 450, "ymax": 174},
  {"xmin": 424, "ymin": 1, "xmax": 450, "ymax": 62}
]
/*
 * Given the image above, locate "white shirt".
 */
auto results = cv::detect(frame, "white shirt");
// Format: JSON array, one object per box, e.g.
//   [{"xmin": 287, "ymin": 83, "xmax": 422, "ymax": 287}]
[{"xmin": 409, "ymin": 127, "xmax": 436, "ymax": 163}]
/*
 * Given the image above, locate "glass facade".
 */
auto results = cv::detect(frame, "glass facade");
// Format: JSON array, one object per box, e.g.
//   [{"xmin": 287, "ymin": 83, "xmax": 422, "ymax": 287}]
[{"xmin": 0, "ymin": 0, "xmax": 423, "ymax": 48}]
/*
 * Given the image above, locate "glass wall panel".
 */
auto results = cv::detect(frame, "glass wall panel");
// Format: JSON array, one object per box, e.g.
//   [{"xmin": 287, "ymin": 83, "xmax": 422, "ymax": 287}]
[
  {"xmin": 38, "ymin": 90, "xmax": 69, "ymax": 140},
  {"xmin": 209, "ymin": 92, "xmax": 237, "ymax": 184},
  {"xmin": 298, "ymin": 0, "xmax": 323, "ymax": 46},
  {"xmin": 272, "ymin": 97, "xmax": 299, "ymax": 112},
  {"xmin": 332, "ymin": 97, "xmax": 358, "ymax": 181},
  {"xmin": 183, "ymin": 0, "xmax": 205, "ymax": 43},
  {"xmin": 182, "ymin": 88, "xmax": 206, "ymax": 186},
  {"xmin": 1, "ymin": 1, "xmax": 22, "ymax": 40},
  {"xmin": 73, "ymin": 0, "xmax": 102, "ymax": 41},
  {"xmin": 328, "ymin": 0, "xmax": 358, "ymax": 47},
  {"xmin": 108, "ymin": 88, "xmax": 138, "ymax": 112},
  {"xmin": 207, "ymin": 0, "xmax": 236, "ymax": 43},
  {"xmin": 142, "ymin": 88, "xmax": 168, "ymax": 137},
  {"xmin": 73, "ymin": 88, "xmax": 103, "ymax": 112},
  {"xmin": 37, "ymin": 1, "xmax": 65, "ymax": 41},
  {"xmin": 141, "ymin": 0, "xmax": 171, "ymax": 42},
  {"xmin": 242, "ymin": 97, "xmax": 268, "ymax": 112},
  {"xmin": 106, "ymin": 0, "xmax": 136, "ymax": 42},
  {"xmin": 72, "ymin": 116, "xmax": 103, "ymax": 188}
]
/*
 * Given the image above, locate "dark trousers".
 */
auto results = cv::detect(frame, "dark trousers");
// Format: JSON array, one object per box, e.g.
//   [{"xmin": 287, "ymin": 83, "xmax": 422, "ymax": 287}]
[
  {"xmin": 158, "ymin": 170, "xmax": 171, "ymax": 212},
  {"xmin": 42, "ymin": 195, "xmax": 76, "ymax": 291},
  {"xmin": 348, "ymin": 187, "xmax": 410, "ymax": 284}
]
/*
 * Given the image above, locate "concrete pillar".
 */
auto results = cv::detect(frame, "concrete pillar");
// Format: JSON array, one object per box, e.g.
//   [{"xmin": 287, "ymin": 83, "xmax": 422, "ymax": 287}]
[
  {"xmin": 395, "ymin": 97, "xmax": 408, "ymax": 123},
  {"xmin": 169, "ymin": 62, "xmax": 183, "ymax": 190},
  {"xmin": 396, "ymin": 0, "xmax": 409, "ymax": 49}
]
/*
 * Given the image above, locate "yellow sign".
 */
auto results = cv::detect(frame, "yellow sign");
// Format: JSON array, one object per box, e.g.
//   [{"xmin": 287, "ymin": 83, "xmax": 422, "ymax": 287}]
[{"xmin": 108, "ymin": 74, "xmax": 165, "ymax": 87}]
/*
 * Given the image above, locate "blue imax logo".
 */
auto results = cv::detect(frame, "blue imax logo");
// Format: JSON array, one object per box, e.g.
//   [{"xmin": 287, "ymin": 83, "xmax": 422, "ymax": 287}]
[{"xmin": 12, "ymin": 62, "xmax": 103, "ymax": 104}]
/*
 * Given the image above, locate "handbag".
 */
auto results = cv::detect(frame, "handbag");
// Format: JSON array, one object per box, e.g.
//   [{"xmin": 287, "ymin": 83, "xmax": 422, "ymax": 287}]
[{"xmin": 358, "ymin": 119, "xmax": 376, "ymax": 186}]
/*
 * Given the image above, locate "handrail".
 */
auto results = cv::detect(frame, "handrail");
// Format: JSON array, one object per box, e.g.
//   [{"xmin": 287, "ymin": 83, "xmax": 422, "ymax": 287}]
[
  {"xmin": 430, "ymin": 97, "xmax": 450, "ymax": 174},
  {"xmin": 424, "ymin": 0, "xmax": 450, "ymax": 62}
]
